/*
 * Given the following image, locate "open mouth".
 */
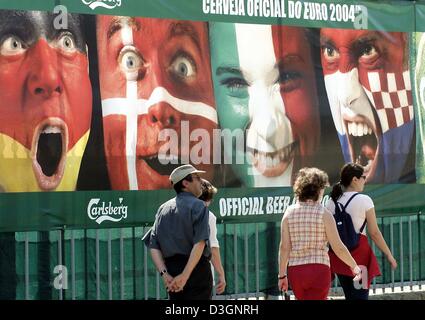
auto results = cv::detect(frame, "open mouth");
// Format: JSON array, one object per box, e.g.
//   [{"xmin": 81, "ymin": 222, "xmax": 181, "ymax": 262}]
[
  {"xmin": 247, "ymin": 141, "xmax": 298, "ymax": 177},
  {"xmin": 31, "ymin": 118, "xmax": 68, "ymax": 190},
  {"xmin": 143, "ymin": 153, "xmax": 182, "ymax": 176},
  {"xmin": 344, "ymin": 114, "xmax": 380, "ymax": 179}
]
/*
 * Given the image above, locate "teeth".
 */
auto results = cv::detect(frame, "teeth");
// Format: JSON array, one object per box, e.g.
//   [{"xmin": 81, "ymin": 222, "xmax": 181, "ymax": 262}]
[
  {"xmin": 157, "ymin": 153, "xmax": 179, "ymax": 162},
  {"xmin": 266, "ymin": 156, "xmax": 273, "ymax": 167},
  {"xmin": 353, "ymin": 123, "xmax": 359, "ymax": 136},
  {"xmin": 42, "ymin": 126, "xmax": 61, "ymax": 134},
  {"xmin": 363, "ymin": 159, "xmax": 372, "ymax": 174},
  {"xmin": 252, "ymin": 143, "xmax": 296, "ymax": 169},
  {"xmin": 363, "ymin": 123, "xmax": 368, "ymax": 135},
  {"xmin": 357, "ymin": 123, "xmax": 362, "ymax": 136},
  {"xmin": 260, "ymin": 154, "xmax": 266, "ymax": 165},
  {"xmin": 348, "ymin": 122, "xmax": 354, "ymax": 136},
  {"xmin": 347, "ymin": 121, "xmax": 373, "ymax": 137}
]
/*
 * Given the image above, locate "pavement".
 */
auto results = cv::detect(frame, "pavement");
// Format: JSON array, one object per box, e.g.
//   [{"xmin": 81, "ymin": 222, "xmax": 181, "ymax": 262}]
[{"xmin": 216, "ymin": 283, "xmax": 425, "ymax": 300}]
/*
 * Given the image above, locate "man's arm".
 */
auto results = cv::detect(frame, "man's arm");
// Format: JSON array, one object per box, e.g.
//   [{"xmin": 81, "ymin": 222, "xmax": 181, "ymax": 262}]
[
  {"xmin": 150, "ymin": 248, "xmax": 173, "ymax": 291},
  {"xmin": 171, "ymin": 240, "xmax": 205, "ymax": 292}
]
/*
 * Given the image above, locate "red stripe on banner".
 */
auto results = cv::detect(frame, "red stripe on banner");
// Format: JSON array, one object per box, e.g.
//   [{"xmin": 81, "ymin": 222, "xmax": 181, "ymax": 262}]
[
  {"xmin": 271, "ymin": 24, "xmax": 300, "ymax": 153},
  {"xmin": 395, "ymin": 72, "xmax": 405, "ymax": 91},
  {"xmin": 407, "ymin": 90, "xmax": 413, "ymax": 105},
  {"xmin": 103, "ymin": 115, "xmax": 129, "ymax": 189},
  {"xmin": 402, "ymin": 106, "xmax": 410, "ymax": 123},
  {"xmin": 271, "ymin": 25, "xmax": 320, "ymax": 159},
  {"xmin": 358, "ymin": 68, "xmax": 371, "ymax": 91},
  {"xmin": 385, "ymin": 109, "xmax": 397, "ymax": 129},
  {"xmin": 390, "ymin": 92, "xmax": 401, "ymax": 108},
  {"xmin": 372, "ymin": 92, "xmax": 384, "ymax": 110},
  {"xmin": 378, "ymin": 70, "xmax": 389, "ymax": 92}
]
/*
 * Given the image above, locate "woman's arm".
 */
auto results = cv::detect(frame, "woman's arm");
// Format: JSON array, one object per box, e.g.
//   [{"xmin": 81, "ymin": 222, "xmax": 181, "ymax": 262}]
[
  {"xmin": 211, "ymin": 247, "xmax": 226, "ymax": 294},
  {"xmin": 366, "ymin": 207, "xmax": 397, "ymax": 270},
  {"xmin": 278, "ymin": 216, "xmax": 290, "ymax": 291}
]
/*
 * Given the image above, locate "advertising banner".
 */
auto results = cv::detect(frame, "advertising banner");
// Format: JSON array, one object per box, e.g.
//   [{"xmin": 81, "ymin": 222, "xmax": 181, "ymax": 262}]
[{"xmin": 0, "ymin": 0, "xmax": 423, "ymax": 232}]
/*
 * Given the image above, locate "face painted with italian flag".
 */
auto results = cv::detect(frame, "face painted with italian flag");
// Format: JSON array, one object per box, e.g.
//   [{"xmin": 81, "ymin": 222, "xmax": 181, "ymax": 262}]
[
  {"xmin": 210, "ymin": 23, "xmax": 319, "ymax": 187},
  {"xmin": 0, "ymin": 11, "xmax": 92, "ymax": 192},
  {"xmin": 321, "ymin": 29, "xmax": 414, "ymax": 183},
  {"xmin": 97, "ymin": 17, "xmax": 216, "ymax": 190}
]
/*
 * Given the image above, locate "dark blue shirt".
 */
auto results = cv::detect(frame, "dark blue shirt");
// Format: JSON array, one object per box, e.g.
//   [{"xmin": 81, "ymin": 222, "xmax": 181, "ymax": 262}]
[{"xmin": 145, "ymin": 192, "xmax": 210, "ymax": 258}]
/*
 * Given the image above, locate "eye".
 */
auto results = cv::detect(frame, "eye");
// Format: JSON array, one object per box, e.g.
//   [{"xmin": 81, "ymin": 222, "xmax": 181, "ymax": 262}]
[
  {"xmin": 0, "ymin": 36, "xmax": 26, "ymax": 56},
  {"xmin": 220, "ymin": 77, "xmax": 249, "ymax": 98},
  {"xmin": 221, "ymin": 78, "xmax": 248, "ymax": 90},
  {"xmin": 119, "ymin": 46, "xmax": 143, "ymax": 74},
  {"xmin": 278, "ymin": 71, "xmax": 302, "ymax": 92},
  {"xmin": 279, "ymin": 71, "xmax": 301, "ymax": 83},
  {"xmin": 322, "ymin": 46, "xmax": 340, "ymax": 62},
  {"xmin": 359, "ymin": 43, "xmax": 378, "ymax": 61},
  {"xmin": 170, "ymin": 55, "xmax": 196, "ymax": 79},
  {"xmin": 57, "ymin": 33, "xmax": 77, "ymax": 53}
]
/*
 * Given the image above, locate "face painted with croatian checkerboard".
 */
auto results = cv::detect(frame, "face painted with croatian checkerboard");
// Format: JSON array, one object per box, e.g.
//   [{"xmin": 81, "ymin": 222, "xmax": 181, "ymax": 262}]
[
  {"xmin": 96, "ymin": 17, "xmax": 216, "ymax": 190},
  {"xmin": 320, "ymin": 29, "xmax": 414, "ymax": 183}
]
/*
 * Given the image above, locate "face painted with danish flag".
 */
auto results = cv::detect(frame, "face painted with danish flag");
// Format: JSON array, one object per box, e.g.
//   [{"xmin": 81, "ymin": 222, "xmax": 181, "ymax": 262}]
[
  {"xmin": 210, "ymin": 23, "xmax": 319, "ymax": 187},
  {"xmin": 97, "ymin": 17, "xmax": 216, "ymax": 190},
  {"xmin": 320, "ymin": 29, "xmax": 414, "ymax": 183},
  {"xmin": 0, "ymin": 11, "xmax": 92, "ymax": 192}
]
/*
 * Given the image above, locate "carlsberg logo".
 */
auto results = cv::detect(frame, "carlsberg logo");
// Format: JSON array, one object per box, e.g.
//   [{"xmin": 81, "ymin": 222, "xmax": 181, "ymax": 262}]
[
  {"xmin": 82, "ymin": 0, "xmax": 122, "ymax": 10},
  {"xmin": 88, "ymin": 198, "xmax": 128, "ymax": 224}
]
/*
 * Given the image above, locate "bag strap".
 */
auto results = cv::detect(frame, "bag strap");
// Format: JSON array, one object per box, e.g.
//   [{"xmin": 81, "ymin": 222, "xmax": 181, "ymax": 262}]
[
  {"xmin": 343, "ymin": 193, "xmax": 367, "ymax": 233},
  {"xmin": 359, "ymin": 219, "xmax": 367, "ymax": 233},
  {"xmin": 343, "ymin": 192, "xmax": 360, "ymax": 210}
]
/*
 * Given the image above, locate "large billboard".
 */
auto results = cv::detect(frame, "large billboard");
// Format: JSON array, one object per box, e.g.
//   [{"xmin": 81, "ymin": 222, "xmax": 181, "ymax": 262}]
[{"xmin": 0, "ymin": 0, "xmax": 424, "ymax": 231}]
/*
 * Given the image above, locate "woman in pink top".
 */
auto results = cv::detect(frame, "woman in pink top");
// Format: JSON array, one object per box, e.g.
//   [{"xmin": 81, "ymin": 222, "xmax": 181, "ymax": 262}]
[{"xmin": 278, "ymin": 167, "xmax": 361, "ymax": 300}]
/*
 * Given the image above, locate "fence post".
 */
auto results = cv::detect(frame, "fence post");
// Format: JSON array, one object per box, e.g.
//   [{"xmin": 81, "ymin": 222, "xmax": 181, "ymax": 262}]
[{"xmin": 419, "ymin": 212, "xmax": 422, "ymax": 290}]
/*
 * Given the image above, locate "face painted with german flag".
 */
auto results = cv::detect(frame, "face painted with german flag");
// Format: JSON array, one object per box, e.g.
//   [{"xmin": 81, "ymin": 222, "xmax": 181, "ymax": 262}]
[
  {"xmin": 320, "ymin": 29, "xmax": 414, "ymax": 183},
  {"xmin": 210, "ymin": 23, "xmax": 319, "ymax": 187},
  {"xmin": 0, "ymin": 11, "xmax": 92, "ymax": 192},
  {"xmin": 97, "ymin": 17, "xmax": 216, "ymax": 190}
]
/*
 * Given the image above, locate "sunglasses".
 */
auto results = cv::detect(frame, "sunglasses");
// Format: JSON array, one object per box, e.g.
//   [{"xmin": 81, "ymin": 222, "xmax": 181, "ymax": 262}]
[
  {"xmin": 360, "ymin": 175, "xmax": 366, "ymax": 180},
  {"xmin": 191, "ymin": 174, "xmax": 201, "ymax": 181}
]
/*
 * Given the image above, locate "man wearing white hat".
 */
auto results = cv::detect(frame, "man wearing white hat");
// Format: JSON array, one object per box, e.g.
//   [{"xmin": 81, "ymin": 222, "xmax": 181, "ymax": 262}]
[{"xmin": 143, "ymin": 164, "xmax": 212, "ymax": 300}]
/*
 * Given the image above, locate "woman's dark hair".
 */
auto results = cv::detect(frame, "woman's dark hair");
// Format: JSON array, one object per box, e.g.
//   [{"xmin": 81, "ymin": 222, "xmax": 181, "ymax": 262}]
[
  {"xmin": 330, "ymin": 163, "xmax": 364, "ymax": 201},
  {"xmin": 293, "ymin": 167, "xmax": 329, "ymax": 202},
  {"xmin": 173, "ymin": 174, "xmax": 193, "ymax": 193},
  {"xmin": 199, "ymin": 179, "xmax": 217, "ymax": 202}
]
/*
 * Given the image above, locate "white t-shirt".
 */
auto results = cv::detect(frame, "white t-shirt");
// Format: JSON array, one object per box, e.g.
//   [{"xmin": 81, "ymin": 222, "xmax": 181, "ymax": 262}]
[
  {"xmin": 325, "ymin": 192, "xmax": 374, "ymax": 235},
  {"xmin": 209, "ymin": 211, "xmax": 219, "ymax": 248},
  {"xmin": 208, "ymin": 211, "xmax": 220, "ymax": 285}
]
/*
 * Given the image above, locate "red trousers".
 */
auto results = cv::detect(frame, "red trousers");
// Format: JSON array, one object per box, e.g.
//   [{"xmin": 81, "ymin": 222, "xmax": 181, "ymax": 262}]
[{"xmin": 288, "ymin": 264, "xmax": 331, "ymax": 300}]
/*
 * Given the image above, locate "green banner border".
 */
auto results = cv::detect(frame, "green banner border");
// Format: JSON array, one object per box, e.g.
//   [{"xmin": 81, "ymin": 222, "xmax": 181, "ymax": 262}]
[
  {"xmin": 0, "ymin": 0, "xmax": 416, "ymax": 32},
  {"xmin": 1, "ymin": 184, "xmax": 424, "ymax": 232}
]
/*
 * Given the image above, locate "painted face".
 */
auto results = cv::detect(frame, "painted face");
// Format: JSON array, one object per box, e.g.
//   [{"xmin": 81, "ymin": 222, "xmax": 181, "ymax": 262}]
[
  {"xmin": 0, "ymin": 11, "xmax": 92, "ymax": 192},
  {"xmin": 97, "ymin": 17, "xmax": 216, "ymax": 190},
  {"xmin": 209, "ymin": 23, "xmax": 319, "ymax": 187},
  {"xmin": 320, "ymin": 29, "xmax": 414, "ymax": 183}
]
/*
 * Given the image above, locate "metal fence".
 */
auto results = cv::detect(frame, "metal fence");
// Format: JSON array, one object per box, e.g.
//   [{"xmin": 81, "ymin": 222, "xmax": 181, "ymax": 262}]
[{"xmin": 6, "ymin": 212, "xmax": 425, "ymax": 300}]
